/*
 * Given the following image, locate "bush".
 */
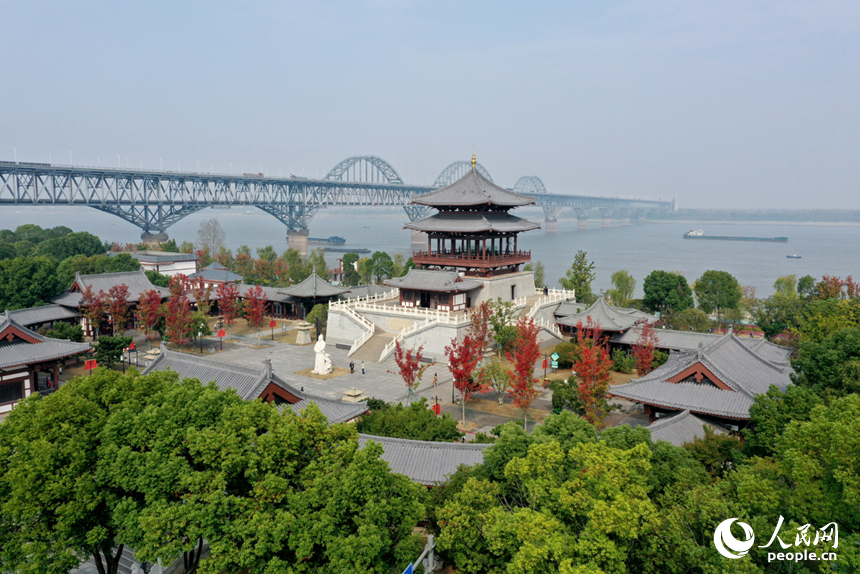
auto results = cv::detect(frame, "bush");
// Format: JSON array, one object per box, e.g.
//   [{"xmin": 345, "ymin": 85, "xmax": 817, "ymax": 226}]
[
  {"xmin": 553, "ymin": 341, "xmax": 579, "ymax": 369},
  {"xmin": 612, "ymin": 349, "xmax": 635, "ymax": 374},
  {"xmin": 356, "ymin": 398, "xmax": 463, "ymax": 442},
  {"xmin": 43, "ymin": 322, "xmax": 84, "ymax": 343}
]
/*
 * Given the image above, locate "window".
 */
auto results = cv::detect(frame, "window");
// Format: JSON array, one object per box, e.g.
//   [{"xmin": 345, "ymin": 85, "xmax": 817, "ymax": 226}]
[
  {"xmin": 511, "ymin": 285, "xmax": 516, "ymax": 299},
  {"xmin": 402, "ymin": 290, "xmax": 413, "ymax": 301},
  {"xmin": 437, "ymin": 293, "xmax": 450, "ymax": 305},
  {"xmin": 0, "ymin": 380, "xmax": 24, "ymax": 404}
]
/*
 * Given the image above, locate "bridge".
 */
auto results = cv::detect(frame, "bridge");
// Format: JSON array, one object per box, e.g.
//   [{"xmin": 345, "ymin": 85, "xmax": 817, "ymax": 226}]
[{"xmin": 0, "ymin": 156, "xmax": 673, "ymax": 253}]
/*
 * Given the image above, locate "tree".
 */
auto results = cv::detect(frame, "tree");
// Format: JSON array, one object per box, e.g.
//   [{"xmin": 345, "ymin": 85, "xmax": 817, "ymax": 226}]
[
  {"xmin": 478, "ymin": 357, "xmax": 511, "ymax": 405},
  {"xmin": 671, "ymin": 307, "xmax": 714, "ymax": 333},
  {"xmin": 468, "ymin": 300, "xmax": 493, "ymax": 358},
  {"xmin": 43, "ymin": 321, "xmax": 84, "ymax": 342},
  {"xmin": 356, "ymin": 398, "xmax": 462, "ymax": 441},
  {"xmin": 750, "ymin": 293, "xmax": 804, "ymax": 340},
  {"xmin": 773, "ymin": 274, "xmax": 797, "ymax": 297},
  {"xmin": 165, "ymin": 276, "xmax": 193, "ymax": 346},
  {"xmin": 189, "ymin": 277, "xmax": 212, "ymax": 316},
  {"xmin": 684, "ymin": 427, "xmax": 745, "ymax": 479},
  {"xmin": 642, "ymin": 270, "xmax": 694, "ymax": 317},
  {"xmin": 0, "ymin": 256, "xmax": 61, "ymax": 310},
  {"xmin": 81, "ymin": 284, "xmax": 108, "ymax": 339},
  {"xmin": 144, "ymin": 269, "xmax": 170, "ymax": 287},
  {"xmin": 559, "ymin": 250, "xmax": 595, "ymax": 303},
  {"xmin": 571, "ymin": 319, "xmax": 613, "ymax": 424},
  {"xmin": 106, "ymin": 284, "xmax": 131, "ymax": 336},
  {"xmin": 305, "ymin": 303, "xmax": 328, "ymax": 330},
  {"xmin": 792, "ymin": 326, "xmax": 860, "ymax": 396},
  {"xmin": 33, "ymin": 231, "xmax": 104, "ymax": 261},
  {"xmin": 216, "ymin": 282, "xmax": 240, "ymax": 330},
  {"xmin": 159, "ymin": 238, "xmax": 180, "ymax": 252},
  {"xmin": 390, "ymin": 341, "xmax": 432, "ymax": 404},
  {"xmin": 744, "ymin": 384, "xmax": 824, "ymax": 457},
  {"xmin": 693, "ymin": 270, "xmax": 742, "ymax": 327},
  {"xmin": 243, "ymin": 284, "xmax": 269, "ymax": 330},
  {"xmin": 505, "ymin": 317, "xmax": 542, "ymax": 429},
  {"xmin": 369, "ymin": 250, "xmax": 394, "ymax": 283},
  {"xmin": 631, "ymin": 321, "xmax": 659, "ymax": 375},
  {"xmin": 137, "ymin": 289, "xmax": 164, "ymax": 345},
  {"xmin": 817, "ymin": 274, "xmax": 845, "ymax": 300},
  {"xmin": 357, "ymin": 257, "xmax": 373, "ymax": 284},
  {"xmin": 445, "ymin": 334, "xmax": 484, "ymax": 426},
  {"xmin": 523, "ymin": 261, "xmax": 545, "ymax": 289},
  {"xmin": 341, "ymin": 252, "xmax": 361, "ymax": 286},
  {"xmin": 489, "ymin": 298, "xmax": 518, "ymax": 354},
  {"xmin": 95, "ymin": 335, "xmax": 133, "ymax": 369},
  {"xmin": 606, "ymin": 269, "xmax": 636, "ymax": 307},
  {"xmin": 307, "ymin": 247, "xmax": 328, "ymax": 278}
]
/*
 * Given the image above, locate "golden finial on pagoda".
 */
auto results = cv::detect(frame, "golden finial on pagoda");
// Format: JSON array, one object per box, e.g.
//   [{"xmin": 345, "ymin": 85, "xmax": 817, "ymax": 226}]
[{"xmin": 471, "ymin": 148, "xmax": 476, "ymax": 168}]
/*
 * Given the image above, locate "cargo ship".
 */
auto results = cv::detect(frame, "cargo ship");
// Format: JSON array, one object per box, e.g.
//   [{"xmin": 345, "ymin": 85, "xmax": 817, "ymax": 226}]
[
  {"xmin": 308, "ymin": 236, "xmax": 347, "ymax": 245},
  {"xmin": 324, "ymin": 247, "xmax": 370, "ymax": 254},
  {"xmin": 683, "ymin": 229, "xmax": 788, "ymax": 242}
]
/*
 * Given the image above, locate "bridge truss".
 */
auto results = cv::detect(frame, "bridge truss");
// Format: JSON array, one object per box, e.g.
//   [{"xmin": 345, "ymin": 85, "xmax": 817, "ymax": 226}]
[{"xmin": 0, "ymin": 160, "xmax": 672, "ymax": 240}]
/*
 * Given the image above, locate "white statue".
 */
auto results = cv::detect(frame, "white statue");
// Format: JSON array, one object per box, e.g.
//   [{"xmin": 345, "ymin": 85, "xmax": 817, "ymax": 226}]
[{"xmin": 312, "ymin": 334, "xmax": 332, "ymax": 375}]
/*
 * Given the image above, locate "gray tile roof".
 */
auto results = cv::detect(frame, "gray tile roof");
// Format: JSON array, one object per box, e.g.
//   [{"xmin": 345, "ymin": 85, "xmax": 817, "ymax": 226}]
[
  {"xmin": 554, "ymin": 300, "xmax": 588, "ymax": 317},
  {"xmin": 358, "ymin": 434, "xmax": 490, "ymax": 485},
  {"xmin": 647, "ymin": 410, "xmax": 727, "ymax": 447},
  {"xmin": 0, "ymin": 311, "xmax": 91, "ymax": 369},
  {"xmin": 556, "ymin": 297, "xmax": 658, "ymax": 331},
  {"xmin": 143, "ymin": 348, "xmax": 367, "ymax": 424},
  {"xmin": 384, "ymin": 269, "xmax": 483, "ymax": 292},
  {"xmin": 189, "ymin": 263, "xmax": 243, "ymax": 283},
  {"xmin": 108, "ymin": 250, "xmax": 197, "ymax": 264},
  {"xmin": 611, "ymin": 327, "xmax": 793, "ymax": 362},
  {"xmin": 610, "ymin": 332, "xmax": 793, "ymax": 419},
  {"xmin": 412, "ymin": 166, "xmax": 535, "ymax": 208},
  {"xmin": 51, "ymin": 290, "xmax": 84, "ymax": 307},
  {"xmin": 73, "ymin": 270, "xmax": 170, "ymax": 303},
  {"xmin": 235, "ymin": 284, "xmax": 296, "ymax": 303},
  {"xmin": 405, "ymin": 211, "xmax": 540, "ymax": 234},
  {"xmin": 281, "ymin": 272, "xmax": 351, "ymax": 298},
  {"xmin": 8, "ymin": 304, "xmax": 79, "ymax": 327}
]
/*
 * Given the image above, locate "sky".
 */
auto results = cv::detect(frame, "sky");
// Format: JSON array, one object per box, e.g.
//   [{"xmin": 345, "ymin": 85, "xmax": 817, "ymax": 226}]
[{"xmin": 2, "ymin": 1, "xmax": 859, "ymax": 208}]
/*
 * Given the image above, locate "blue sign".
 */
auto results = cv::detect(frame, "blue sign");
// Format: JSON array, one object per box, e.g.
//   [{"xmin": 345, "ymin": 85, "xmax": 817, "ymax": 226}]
[
  {"xmin": 551, "ymin": 361, "xmax": 558, "ymax": 369},
  {"xmin": 551, "ymin": 352, "xmax": 559, "ymax": 361},
  {"xmin": 402, "ymin": 564, "xmax": 413, "ymax": 574}
]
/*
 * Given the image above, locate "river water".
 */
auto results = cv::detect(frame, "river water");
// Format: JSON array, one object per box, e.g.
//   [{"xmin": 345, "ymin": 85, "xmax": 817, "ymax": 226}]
[{"xmin": 1, "ymin": 205, "xmax": 857, "ymax": 298}]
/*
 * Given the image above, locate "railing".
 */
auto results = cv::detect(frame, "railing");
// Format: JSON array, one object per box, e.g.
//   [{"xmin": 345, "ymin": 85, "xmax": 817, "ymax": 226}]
[
  {"xmin": 526, "ymin": 288, "xmax": 576, "ymax": 318},
  {"xmin": 350, "ymin": 300, "xmax": 470, "ymax": 321},
  {"xmin": 411, "ymin": 250, "xmax": 531, "ymax": 265},
  {"xmin": 330, "ymin": 288, "xmax": 399, "ymax": 310},
  {"xmin": 535, "ymin": 317, "xmax": 564, "ymax": 339},
  {"xmin": 337, "ymin": 305, "xmax": 376, "ymax": 357},
  {"xmin": 379, "ymin": 318, "xmax": 439, "ymax": 362}
]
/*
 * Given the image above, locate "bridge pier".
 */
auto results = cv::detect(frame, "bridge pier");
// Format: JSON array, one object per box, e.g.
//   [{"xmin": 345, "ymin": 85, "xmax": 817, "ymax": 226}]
[
  {"xmin": 544, "ymin": 218, "xmax": 557, "ymax": 233},
  {"xmin": 287, "ymin": 229, "xmax": 309, "ymax": 258},
  {"xmin": 599, "ymin": 208, "xmax": 612, "ymax": 228},
  {"xmin": 141, "ymin": 231, "xmax": 168, "ymax": 244},
  {"xmin": 622, "ymin": 217, "xmax": 630, "ymax": 226}
]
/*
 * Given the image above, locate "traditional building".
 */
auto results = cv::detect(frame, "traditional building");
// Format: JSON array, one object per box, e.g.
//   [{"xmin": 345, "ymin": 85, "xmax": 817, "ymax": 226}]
[
  {"xmin": 0, "ymin": 311, "xmax": 91, "ymax": 416},
  {"xmin": 646, "ymin": 409, "xmax": 728, "ymax": 447},
  {"xmin": 188, "ymin": 261, "xmax": 243, "ymax": 289},
  {"xmin": 281, "ymin": 272, "xmax": 351, "ymax": 317},
  {"xmin": 384, "ymin": 269, "xmax": 482, "ymax": 311},
  {"xmin": 8, "ymin": 305, "xmax": 79, "ymax": 332},
  {"xmin": 611, "ymin": 326, "xmax": 793, "ymax": 361},
  {"xmin": 611, "ymin": 332, "xmax": 793, "ymax": 429},
  {"xmin": 109, "ymin": 250, "xmax": 198, "ymax": 277},
  {"xmin": 556, "ymin": 297, "xmax": 658, "ymax": 336}
]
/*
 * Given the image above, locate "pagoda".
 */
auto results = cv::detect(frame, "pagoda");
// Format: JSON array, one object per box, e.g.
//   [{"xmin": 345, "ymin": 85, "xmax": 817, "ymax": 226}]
[{"xmin": 406, "ymin": 152, "xmax": 539, "ymax": 278}]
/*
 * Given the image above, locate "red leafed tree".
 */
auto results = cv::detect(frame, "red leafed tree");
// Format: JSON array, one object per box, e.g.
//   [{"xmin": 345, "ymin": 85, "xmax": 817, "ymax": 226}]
[
  {"xmin": 138, "ymin": 289, "xmax": 164, "ymax": 346},
  {"xmin": 190, "ymin": 277, "xmax": 213, "ymax": 316},
  {"xmin": 216, "ymin": 282, "xmax": 240, "ymax": 330},
  {"xmin": 389, "ymin": 341, "xmax": 432, "ymax": 404},
  {"xmin": 505, "ymin": 317, "xmax": 542, "ymax": 429},
  {"xmin": 165, "ymin": 276, "xmax": 193, "ymax": 347},
  {"xmin": 445, "ymin": 334, "xmax": 484, "ymax": 426},
  {"xmin": 243, "ymin": 285, "xmax": 269, "ymax": 330},
  {"xmin": 572, "ymin": 319, "xmax": 613, "ymax": 424},
  {"xmin": 106, "ymin": 284, "xmax": 131, "ymax": 336},
  {"xmin": 818, "ymin": 275, "xmax": 845, "ymax": 300},
  {"xmin": 846, "ymin": 276, "xmax": 860, "ymax": 300},
  {"xmin": 468, "ymin": 300, "xmax": 493, "ymax": 357},
  {"xmin": 80, "ymin": 285, "xmax": 108, "ymax": 340},
  {"xmin": 631, "ymin": 321, "xmax": 660, "ymax": 376}
]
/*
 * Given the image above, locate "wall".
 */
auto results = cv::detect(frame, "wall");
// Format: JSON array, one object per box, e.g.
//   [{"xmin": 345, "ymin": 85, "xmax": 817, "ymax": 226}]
[
  {"xmin": 326, "ymin": 309, "xmax": 372, "ymax": 347},
  {"xmin": 473, "ymin": 272, "xmax": 535, "ymax": 305}
]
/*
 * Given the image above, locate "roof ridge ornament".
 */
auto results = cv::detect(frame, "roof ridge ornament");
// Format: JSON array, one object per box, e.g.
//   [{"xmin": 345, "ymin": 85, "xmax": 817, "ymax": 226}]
[{"xmin": 471, "ymin": 148, "xmax": 476, "ymax": 169}]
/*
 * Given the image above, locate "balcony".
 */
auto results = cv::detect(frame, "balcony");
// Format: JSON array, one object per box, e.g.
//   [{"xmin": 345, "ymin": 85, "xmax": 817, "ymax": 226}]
[{"xmin": 411, "ymin": 249, "xmax": 531, "ymax": 270}]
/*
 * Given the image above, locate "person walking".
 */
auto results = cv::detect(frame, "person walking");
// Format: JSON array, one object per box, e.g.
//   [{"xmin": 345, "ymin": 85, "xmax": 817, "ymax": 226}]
[
  {"xmin": 349, "ymin": 360, "xmax": 355, "ymax": 374},
  {"xmin": 361, "ymin": 361, "xmax": 365, "ymax": 375},
  {"xmin": 432, "ymin": 372, "xmax": 438, "ymax": 387}
]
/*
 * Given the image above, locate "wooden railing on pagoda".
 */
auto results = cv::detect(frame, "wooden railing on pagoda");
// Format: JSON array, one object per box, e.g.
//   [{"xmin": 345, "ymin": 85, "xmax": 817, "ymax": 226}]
[{"xmin": 411, "ymin": 249, "xmax": 531, "ymax": 269}]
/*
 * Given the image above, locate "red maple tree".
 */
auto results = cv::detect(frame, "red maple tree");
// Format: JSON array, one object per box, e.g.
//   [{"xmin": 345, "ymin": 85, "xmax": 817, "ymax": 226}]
[
  {"xmin": 846, "ymin": 276, "xmax": 859, "ymax": 299},
  {"xmin": 631, "ymin": 321, "xmax": 660, "ymax": 376},
  {"xmin": 389, "ymin": 341, "xmax": 432, "ymax": 404},
  {"xmin": 80, "ymin": 285, "xmax": 108, "ymax": 340},
  {"xmin": 572, "ymin": 318, "xmax": 613, "ymax": 424},
  {"xmin": 190, "ymin": 277, "xmax": 213, "ymax": 316},
  {"xmin": 137, "ymin": 289, "xmax": 164, "ymax": 346},
  {"xmin": 818, "ymin": 275, "xmax": 845, "ymax": 300},
  {"xmin": 445, "ymin": 334, "xmax": 484, "ymax": 426},
  {"xmin": 505, "ymin": 317, "xmax": 542, "ymax": 429},
  {"xmin": 216, "ymin": 282, "xmax": 240, "ymax": 330},
  {"xmin": 165, "ymin": 276, "xmax": 193, "ymax": 347},
  {"xmin": 106, "ymin": 284, "xmax": 131, "ymax": 336},
  {"xmin": 468, "ymin": 300, "xmax": 493, "ymax": 357},
  {"xmin": 243, "ymin": 285, "xmax": 269, "ymax": 330}
]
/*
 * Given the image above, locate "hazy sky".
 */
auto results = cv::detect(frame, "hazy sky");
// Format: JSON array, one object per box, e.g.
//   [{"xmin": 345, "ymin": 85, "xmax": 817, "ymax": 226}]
[{"xmin": 2, "ymin": 1, "xmax": 858, "ymax": 208}]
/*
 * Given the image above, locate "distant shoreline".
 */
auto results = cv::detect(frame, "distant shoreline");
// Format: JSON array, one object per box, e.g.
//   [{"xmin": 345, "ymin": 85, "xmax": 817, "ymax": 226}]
[{"xmin": 644, "ymin": 219, "xmax": 860, "ymax": 227}]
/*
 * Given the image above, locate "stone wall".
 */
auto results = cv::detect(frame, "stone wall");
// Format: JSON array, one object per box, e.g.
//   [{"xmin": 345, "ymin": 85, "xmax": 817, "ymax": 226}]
[{"xmin": 473, "ymin": 271, "xmax": 535, "ymax": 306}]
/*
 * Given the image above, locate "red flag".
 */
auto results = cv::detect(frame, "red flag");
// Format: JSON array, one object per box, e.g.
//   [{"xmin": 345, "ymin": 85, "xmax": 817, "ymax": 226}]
[
  {"xmin": 542, "ymin": 358, "xmax": 548, "ymax": 369},
  {"xmin": 129, "ymin": 341, "xmax": 135, "ymax": 351},
  {"xmin": 269, "ymin": 320, "xmax": 277, "ymax": 328},
  {"xmin": 217, "ymin": 329, "xmax": 226, "ymax": 338}
]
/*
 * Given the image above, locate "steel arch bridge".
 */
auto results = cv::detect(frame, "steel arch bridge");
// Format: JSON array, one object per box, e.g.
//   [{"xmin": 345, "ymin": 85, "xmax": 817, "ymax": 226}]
[
  {"xmin": 0, "ymin": 158, "xmax": 673, "ymax": 241},
  {"xmin": 434, "ymin": 161, "xmax": 494, "ymax": 187}
]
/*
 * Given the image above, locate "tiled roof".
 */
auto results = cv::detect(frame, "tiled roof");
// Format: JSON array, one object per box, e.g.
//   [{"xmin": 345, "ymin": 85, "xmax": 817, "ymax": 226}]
[
  {"xmin": 0, "ymin": 311, "xmax": 91, "ymax": 368},
  {"xmin": 189, "ymin": 266, "xmax": 243, "ymax": 283},
  {"xmin": 51, "ymin": 290, "xmax": 83, "ymax": 307},
  {"xmin": 647, "ymin": 410, "xmax": 727, "ymax": 447},
  {"xmin": 412, "ymin": 167, "xmax": 535, "ymax": 208},
  {"xmin": 554, "ymin": 300, "xmax": 588, "ymax": 317},
  {"xmin": 611, "ymin": 327, "xmax": 792, "ymax": 362},
  {"xmin": 73, "ymin": 270, "xmax": 170, "ymax": 303},
  {"xmin": 358, "ymin": 434, "xmax": 490, "ymax": 485},
  {"xmin": 405, "ymin": 211, "xmax": 540, "ymax": 234},
  {"xmin": 556, "ymin": 297, "xmax": 658, "ymax": 331},
  {"xmin": 108, "ymin": 250, "xmax": 197, "ymax": 263},
  {"xmin": 611, "ymin": 332, "xmax": 793, "ymax": 419},
  {"xmin": 8, "ymin": 304, "xmax": 79, "ymax": 326},
  {"xmin": 236, "ymin": 284, "xmax": 296, "ymax": 303},
  {"xmin": 384, "ymin": 269, "xmax": 482, "ymax": 292},
  {"xmin": 281, "ymin": 272, "xmax": 350, "ymax": 298}
]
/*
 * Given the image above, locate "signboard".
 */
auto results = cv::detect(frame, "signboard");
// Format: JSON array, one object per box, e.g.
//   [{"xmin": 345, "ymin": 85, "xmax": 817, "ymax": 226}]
[
  {"xmin": 269, "ymin": 320, "xmax": 277, "ymax": 328},
  {"xmin": 401, "ymin": 564, "xmax": 413, "ymax": 574},
  {"xmin": 128, "ymin": 341, "xmax": 135, "ymax": 351},
  {"xmin": 551, "ymin": 360, "xmax": 558, "ymax": 369},
  {"xmin": 431, "ymin": 403, "xmax": 441, "ymax": 415},
  {"xmin": 542, "ymin": 358, "xmax": 548, "ymax": 369},
  {"xmin": 551, "ymin": 352, "xmax": 559, "ymax": 361},
  {"xmin": 84, "ymin": 359, "xmax": 97, "ymax": 370},
  {"xmin": 217, "ymin": 329, "xmax": 226, "ymax": 338}
]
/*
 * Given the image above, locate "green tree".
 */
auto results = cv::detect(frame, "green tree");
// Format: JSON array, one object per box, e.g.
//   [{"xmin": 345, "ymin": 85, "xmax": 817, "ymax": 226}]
[
  {"xmin": 606, "ymin": 269, "xmax": 635, "ymax": 307},
  {"xmin": 693, "ymin": 270, "xmax": 742, "ymax": 327},
  {"xmin": 369, "ymin": 251, "xmax": 394, "ymax": 283},
  {"xmin": 341, "ymin": 252, "xmax": 361, "ymax": 286},
  {"xmin": 56, "ymin": 253, "xmax": 140, "ymax": 288},
  {"xmin": 792, "ymin": 297, "xmax": 860, "ymax": 343},
  {"xmin": 671, "ymin": 307, "xmax": 714, "ymax": 333},
  {"xmin": 642, "ymin": 270, "xmax": 694, "ymax": 317},
  {"xmin": 159, "ymin": 238, "xmax": 180, "ymax": 252},
  {"xmin": 489, "ymin": 298, "xmax": 518, "ymax": 354},
  {"xmin": 43, "ymin": 321, "xmax": 84, "ymax": 342},
  {"xmin": 356, "ymin": 398, "xmax": 462, "ymax": 441},
  {"xmin": 749, "ymin": 293, "xmax": 804, "ymax": 340},
  {"xmin": 357, "ymin": 257, "xmax": 373, "ymax": 284},
  {"xmin": 792, "ymin": 326, "xmax": 860, "ymax": 396},
  {"xmin": 94, "ymin": 335, "xmax": 133, "ymax": 368},
  {"xmin": 523, "ymin": 261, "xmax": 546, "ymax": 289},
  {"xmin": 797, "ymin": 274, "xmax": 817, "ymax": 300},
  {"xmin": 559, "ymin": 250, "xmax": 595, "ymax": 303},
  {"xmin": 744, "ymin": 384, "xmax": 824, "ymax": 457},
  {"xmin": 683, "ymin": 427, "xmax": 745, "ymax": 479},
  {"xmin": 305, "ymin": 303, "xmax": 328, "ymax": 329},
  {"xmin": 0, "ymin": 256, "xmax": 61, "ymax": 310},
  {"xmin": 33, "ymin": 231, "xmax": 104, "ymax": 261},
  {"xmin": 307, "ymin": 247, "xmax": 328, "ymax": 277},
  {"xmin": 773, "ymin": 274, "xmax": 797, "ymax": 296},
  {"xmin": 144, "ymin": 269, "xmax": 171, "ymax": 287}
]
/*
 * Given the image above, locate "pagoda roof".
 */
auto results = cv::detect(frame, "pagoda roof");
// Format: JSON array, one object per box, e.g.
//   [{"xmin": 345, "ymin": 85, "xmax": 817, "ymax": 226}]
[
  {"xmin": 647, "ymin": 410, "xmax": 728, "ymax": 447},
  {"xmin": 556, "ymin": 297, "xmax": 657, "ymax": 331},
  {"xmin": 189, "ymin": 262, "xmax": 243, "ymax": 283},
  {"xmin": 412, "ymin": 166, "xmax": 535, "ymax": 208},
  {"xmin": 405, "ymin": 211, "xmax": 540, "ymax": 234},
  {"xmin": 281, "ymin": 272, "xmax": 350, "ymax": 298},
  {"xmin": 611, "ymin": 332, "xmax": 793, "ymax": 419},
  {"xmin": 0, "ymin": 311, "xmax": 91, "ymax": 369},
  {"xmin": 384, "ymin": 269, "xmax": 482, "ymax": 292},
  {"xmin": 611, "ymin": 327, "xmax": 793, "ymax": 362}
]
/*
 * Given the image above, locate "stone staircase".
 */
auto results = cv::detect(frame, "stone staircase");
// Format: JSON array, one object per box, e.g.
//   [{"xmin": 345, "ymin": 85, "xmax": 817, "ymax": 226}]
[{"xmin": 350, "ymin": 331, "xmax": 396, "ymax": 362}]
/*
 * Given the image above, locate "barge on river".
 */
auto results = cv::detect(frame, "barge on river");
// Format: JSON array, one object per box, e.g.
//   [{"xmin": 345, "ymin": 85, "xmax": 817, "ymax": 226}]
[{"xmin": 683, "ymin": 229, "xmax": 788, "ymax": 242}]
